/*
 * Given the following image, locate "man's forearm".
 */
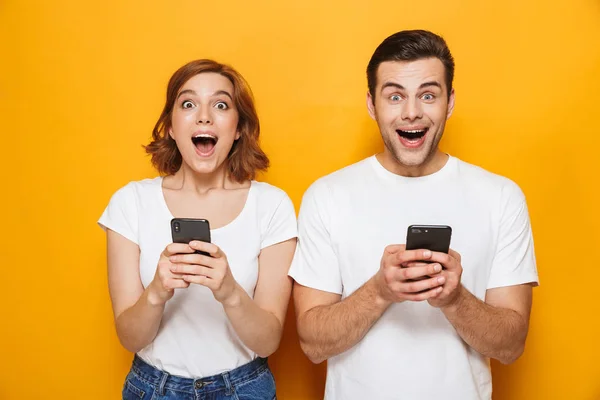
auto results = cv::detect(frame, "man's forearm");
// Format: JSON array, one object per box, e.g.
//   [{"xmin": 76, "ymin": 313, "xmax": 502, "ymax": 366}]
[
  {"xmin": 442, "ymin": 286, "xmax": 528, "ymax": 364},
  {"xmin": 297, "ymin": 278, "xmax": 391, "ymax": 364}
]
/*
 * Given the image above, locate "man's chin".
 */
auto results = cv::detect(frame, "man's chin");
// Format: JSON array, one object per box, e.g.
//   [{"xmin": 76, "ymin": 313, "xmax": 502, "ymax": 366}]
[{"xmin": 393, "ymin": 149, "xmax": 430, "ymax": 168}]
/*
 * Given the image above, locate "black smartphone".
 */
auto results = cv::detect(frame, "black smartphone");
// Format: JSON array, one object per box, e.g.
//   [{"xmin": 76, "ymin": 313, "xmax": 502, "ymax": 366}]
[
  {"xmin": 171, "ymin": 218, "xmax": 211, "ymax": 256},
  {"xmin": 406, "ymin": 225, "xmax": 452, "ymax": 253}
]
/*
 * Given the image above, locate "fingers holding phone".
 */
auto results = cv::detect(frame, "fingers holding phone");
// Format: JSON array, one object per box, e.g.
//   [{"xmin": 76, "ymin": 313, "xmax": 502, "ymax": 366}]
[
  {"xmin": 375, "ymin": 246, "xmax": 446, "ymax": 303},
  {"xmin": 169, "ymin": 218, "xmax": 239, "ymax": 304},
  {"xmin": 169, "ymin": 241, "xmax": 240, "ymax": 306},
  {"xmin": 169, "ymin": 218, "xmax": 240, "ymax": 305},
  {"xmin": 146, "ymin": 218, "xmax": 213, "ymax": 306},
  {"xmin": 147, "ymin": 242, "xmax": 196, "ymax": 305},
  {"xmin": 424, "ymin": 249, "xmax": 464, "ymax": 308},
  {"xmin": 403, "ymin": 224, "xmax": 464, "ymax": 307}
]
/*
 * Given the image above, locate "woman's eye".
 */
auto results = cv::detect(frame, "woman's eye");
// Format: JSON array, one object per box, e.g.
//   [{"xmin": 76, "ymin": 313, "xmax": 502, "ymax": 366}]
[
  {"xmin": 182, "ymin": 100, "xmax": 194, "ymax": 109},
  {"xmin": 215, "ymin": 101, "xmax": 228, "ymax": 110}
]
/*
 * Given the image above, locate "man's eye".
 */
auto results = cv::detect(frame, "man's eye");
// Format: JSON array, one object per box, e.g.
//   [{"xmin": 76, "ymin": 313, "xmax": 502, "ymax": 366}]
[
  {"xmin": 182, "ymin": 100, "xmax": 194, "ymax": 109},
  {"xmin": 215, "ymin": 101, "xmax": 228, "ymax": 110},
  {"xmin": 390, "ymin": 95, "xmax": 401, "ymax": 101},
  {"xmin": 422, "ymin": 94, "xmax": 434, "ymax": 101}
]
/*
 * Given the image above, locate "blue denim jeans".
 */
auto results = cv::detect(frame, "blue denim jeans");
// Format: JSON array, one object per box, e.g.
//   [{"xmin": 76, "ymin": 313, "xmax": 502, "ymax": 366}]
[{"xmin": 122, "ymin": 355, "xmax": 276, "ymax": 400}]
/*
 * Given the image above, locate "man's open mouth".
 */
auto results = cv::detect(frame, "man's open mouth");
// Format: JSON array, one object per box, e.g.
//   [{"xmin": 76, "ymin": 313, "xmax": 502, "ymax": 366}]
[{"xmin": 396, "ymin": 128, "xmax": 428, "ymax": 141}]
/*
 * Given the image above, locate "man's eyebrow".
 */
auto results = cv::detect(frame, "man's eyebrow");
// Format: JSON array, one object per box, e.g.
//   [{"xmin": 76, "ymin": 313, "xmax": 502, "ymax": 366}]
[
  {"xmin": 380, "ymin": 81, "xmax": 442, "ymax": 91},
  {"xmin": 381, "ymin": 82, "xmax": 405, "ymax": 92},
  {"xmin": 419, "ymin": 81, "xmax": 442, "ymax": 90}
]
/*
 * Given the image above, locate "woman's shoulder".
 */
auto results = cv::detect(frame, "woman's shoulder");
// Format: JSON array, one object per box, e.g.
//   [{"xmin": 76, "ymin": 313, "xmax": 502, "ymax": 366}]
[
  {"xmin": 106, "ymin": 177, "xmax": 162, "ymax": 204},
  {"xmin": 251, "ymin": 181, "xmax": 297, "ymax": 236},
  {"xmin": 115, "ymin": 176, "xmax": 162, "ymax": 192},
  {"xmin": 251, "ymin": 180, "xmax": 292, "ymax": 203}
]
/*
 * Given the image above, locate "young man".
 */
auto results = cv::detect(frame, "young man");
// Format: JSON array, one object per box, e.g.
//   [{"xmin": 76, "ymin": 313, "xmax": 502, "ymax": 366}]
[{"xmin": 289, "ymin": 30, "xmax": 539, "ymax": 400}]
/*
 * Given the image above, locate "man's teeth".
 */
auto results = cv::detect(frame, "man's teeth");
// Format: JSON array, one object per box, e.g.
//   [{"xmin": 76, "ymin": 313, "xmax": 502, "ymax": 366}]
[{"xmin": 397, "ymin": 128, "xmax": 427, "ymax": 142}]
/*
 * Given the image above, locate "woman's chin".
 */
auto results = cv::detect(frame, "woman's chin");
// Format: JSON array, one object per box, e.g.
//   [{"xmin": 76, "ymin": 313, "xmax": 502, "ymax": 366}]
[{"xmin": 185, "ymin": 158, "xmax": 223, "ymax": 176}]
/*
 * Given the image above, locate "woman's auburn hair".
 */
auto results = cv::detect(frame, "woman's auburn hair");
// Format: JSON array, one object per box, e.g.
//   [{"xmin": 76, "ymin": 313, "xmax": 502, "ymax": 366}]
[{"xmin": 144, "ymin": 59, "xmax": 269, "ymax": 182}]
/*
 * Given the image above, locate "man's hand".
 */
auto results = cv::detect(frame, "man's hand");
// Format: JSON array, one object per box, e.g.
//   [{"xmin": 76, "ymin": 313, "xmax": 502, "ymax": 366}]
[
  {"xmin": 419, "ymin": 248, "xmax": 464, "ymax": 308},
  {"xmin": 374, "ymin": 245, "xmax": 446, "ymax": 304}
]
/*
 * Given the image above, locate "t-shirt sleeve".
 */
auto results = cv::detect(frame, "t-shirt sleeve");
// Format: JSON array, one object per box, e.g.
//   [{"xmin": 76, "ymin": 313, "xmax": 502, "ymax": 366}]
[
  {"xmin": 288, "ymin": 180, "xmax": 342, "ymax": 294},
  {"xmin": 487, "ymin": 181, "xmax": 539, "ymax": 289},
  {"xmin": 260, "ymin": 189, "xmax": 298, "ymax": 250},
  {"xmin": 97, "ymin": 182, "xmax": 139, "ymax": 245}
]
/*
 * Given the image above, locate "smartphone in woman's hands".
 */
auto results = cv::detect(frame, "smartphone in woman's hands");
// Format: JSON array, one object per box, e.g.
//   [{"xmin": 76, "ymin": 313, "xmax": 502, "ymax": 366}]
[{"xmin": 171, "ymin": 218, "xmax": 211, "ymax": 256}]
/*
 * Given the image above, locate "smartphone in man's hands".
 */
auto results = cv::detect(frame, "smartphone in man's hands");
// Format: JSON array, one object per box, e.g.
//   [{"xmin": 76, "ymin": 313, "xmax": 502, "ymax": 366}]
[
  {"xmin": 403, "ymin": 225, "xmax": 452, "ymax": 281},
  {"xmin": 405, "ymin": 225, "xmax": 452, "ymax": 254}
]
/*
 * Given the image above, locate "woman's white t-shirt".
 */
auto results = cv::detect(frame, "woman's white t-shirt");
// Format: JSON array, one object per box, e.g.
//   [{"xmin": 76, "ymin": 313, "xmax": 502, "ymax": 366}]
[{"xmin": 98, "ymin": 177, "xmax": 297, "ymax": 378}]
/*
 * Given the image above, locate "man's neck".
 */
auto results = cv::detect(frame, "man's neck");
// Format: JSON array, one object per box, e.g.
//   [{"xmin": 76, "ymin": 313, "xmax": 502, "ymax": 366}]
[{"xmin": 376, "ymin": 150, "xmax": 449, "ymax": 177}]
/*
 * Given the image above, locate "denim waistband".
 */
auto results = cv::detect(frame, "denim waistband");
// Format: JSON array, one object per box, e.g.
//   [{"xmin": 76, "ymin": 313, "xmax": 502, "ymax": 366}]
[{"xmin": 131, "ymin": 355, "xmax": 269, "ymax": 395}]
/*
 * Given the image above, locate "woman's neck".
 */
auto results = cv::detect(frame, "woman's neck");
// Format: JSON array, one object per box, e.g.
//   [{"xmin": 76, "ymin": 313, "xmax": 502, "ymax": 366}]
[{"xmin": 165, "ymin": 162, "xmax": 244, "ymax": 194}]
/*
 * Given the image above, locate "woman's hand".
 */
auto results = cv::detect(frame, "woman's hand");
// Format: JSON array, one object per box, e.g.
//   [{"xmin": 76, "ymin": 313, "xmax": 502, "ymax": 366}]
[
  {"xmin": 169, "ymin": 241, "xmax": 241, "ymax": 307},
  {"xmin": 147, "ymin": 243, "xmax": 194, "ymax": 306}
]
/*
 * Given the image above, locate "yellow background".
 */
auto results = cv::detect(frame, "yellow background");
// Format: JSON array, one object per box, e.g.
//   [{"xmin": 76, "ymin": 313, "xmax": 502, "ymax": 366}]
[{"xmin": 1, "ymin": 0, "xmax": 599, "ymax": 399}]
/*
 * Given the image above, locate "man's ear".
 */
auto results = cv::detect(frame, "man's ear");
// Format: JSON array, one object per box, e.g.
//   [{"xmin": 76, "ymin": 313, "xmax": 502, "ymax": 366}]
[
  {"xmin": 367, "ymin": 91, "xmax": 376, "ymax": 121},
  {"xmin": 447, "ymin": 88, "xmax": 455, "ymax": 119}
]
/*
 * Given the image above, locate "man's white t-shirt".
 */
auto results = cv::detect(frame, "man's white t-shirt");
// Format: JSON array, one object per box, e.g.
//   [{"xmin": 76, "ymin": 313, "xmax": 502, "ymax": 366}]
[
  {"xmin": 289, "ymin": 155, "xmax": 538, "ymax": 400},
  {"xmin": 98, "ymin": 177, "xmax": 297, "ymax": 378}
]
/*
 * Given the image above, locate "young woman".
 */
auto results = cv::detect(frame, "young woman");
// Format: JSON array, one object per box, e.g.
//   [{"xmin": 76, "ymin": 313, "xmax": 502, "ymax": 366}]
[{"xmin": 99, "ymin": 59, "xmax": 297, "ymax": 399}]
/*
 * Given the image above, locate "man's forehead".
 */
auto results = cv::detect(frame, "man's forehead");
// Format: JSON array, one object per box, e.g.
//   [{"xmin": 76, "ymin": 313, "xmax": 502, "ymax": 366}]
[{"xmin": 377, "ymin": 59, "xmax": 445, "ymax": 86}]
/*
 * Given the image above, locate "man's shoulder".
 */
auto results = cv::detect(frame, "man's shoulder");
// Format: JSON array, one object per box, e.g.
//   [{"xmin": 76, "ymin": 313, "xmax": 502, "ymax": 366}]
[
  {"xmin": 304, "ymin": 157, "xmax": 374, "ymax": 198},
  {"xmin": 455, "ymin": 157, "xmax": 519, "ymax": 187},
  {"xmin": 454, "ymin": 157, "xmax": 525, "ymax": 201},
  {"xmin": 314, "ymin": 157, "xmax": 374, "ymax": 187}
]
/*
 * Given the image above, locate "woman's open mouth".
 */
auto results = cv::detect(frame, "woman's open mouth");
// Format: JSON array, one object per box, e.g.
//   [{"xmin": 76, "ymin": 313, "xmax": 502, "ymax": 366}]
[{"xmin": 192, "ymin": 133, "xmax": 218, "ymax": 156}]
